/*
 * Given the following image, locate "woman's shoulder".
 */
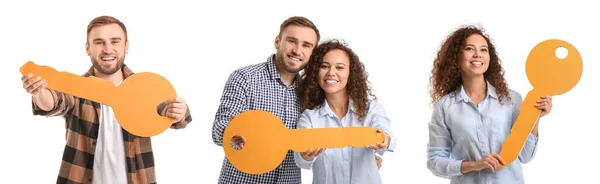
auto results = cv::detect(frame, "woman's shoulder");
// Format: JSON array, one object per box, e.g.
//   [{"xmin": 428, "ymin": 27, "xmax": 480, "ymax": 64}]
[
  {"xmin": 301, "ymin": 104, "xmax": 323, "ymax": 117},
  {"xmin": 506, "ymin": 88, "xmax": 523, "ymax": 105}
]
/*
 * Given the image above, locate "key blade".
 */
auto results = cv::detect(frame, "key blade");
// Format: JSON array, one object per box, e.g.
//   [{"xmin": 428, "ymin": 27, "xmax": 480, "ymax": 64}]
[
  {"xmin": 19, "ymin": 61, "xmax": 118, "ymax": 105},
  {"xmin": 288, "ymin": 127, "xmax": 386, "ymax": 152},
  {"xmin": 498, "ymin": 90, "xmax": 543, "ymax": 167}
]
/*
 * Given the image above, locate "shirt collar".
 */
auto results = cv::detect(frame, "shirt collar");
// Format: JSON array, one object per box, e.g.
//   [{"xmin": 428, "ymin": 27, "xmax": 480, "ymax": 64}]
[
  {"xmin": 318, "ymin": 98, "xmax": 356, "ymax": 118},
  {"xmin": 455, "ymin": 80, "xmax": 498, "ymax": 103}
]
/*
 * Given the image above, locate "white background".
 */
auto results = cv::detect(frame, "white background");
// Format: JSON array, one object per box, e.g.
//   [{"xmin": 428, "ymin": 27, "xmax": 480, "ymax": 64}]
[{"xmin": 1, "ymin": 0, "xmax": 598, "ymax": 183}]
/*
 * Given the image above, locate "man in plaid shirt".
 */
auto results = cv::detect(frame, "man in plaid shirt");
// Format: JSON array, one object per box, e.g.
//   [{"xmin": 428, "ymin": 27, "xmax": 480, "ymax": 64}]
[
  {"xmin": 211, "ymin": 16, "xmax": 320, "ymax": 184},
  {"xmin": 211, "ymin": 16, "xmax": 383, "ymax": 184},
  {"xmin": 20, "ymin": 15, "xmax": 192, "ymax": 184}
]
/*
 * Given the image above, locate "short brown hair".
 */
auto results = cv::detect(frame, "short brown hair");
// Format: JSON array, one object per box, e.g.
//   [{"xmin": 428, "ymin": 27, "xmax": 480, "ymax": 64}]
[
  {"xmin": 278, "ymin": 16, "xmax": 320, "ymax": 43},
  {"xmin": 86, "ymin": 15, "xmax": 128, "ymax": 42}
]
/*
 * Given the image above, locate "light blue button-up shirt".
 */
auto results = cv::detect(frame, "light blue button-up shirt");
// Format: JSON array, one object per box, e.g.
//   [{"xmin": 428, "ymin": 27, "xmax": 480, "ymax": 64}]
[
  {"xmin": 294, "ymin": 99, "xmax": 397, "ymax": 184},
  {"xmin": 427, "ymin": 81, "xmax": 539, "ymax": 184}
]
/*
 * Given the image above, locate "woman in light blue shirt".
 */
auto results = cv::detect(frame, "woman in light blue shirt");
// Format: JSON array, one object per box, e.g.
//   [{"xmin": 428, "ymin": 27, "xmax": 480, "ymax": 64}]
[
  {"xmin": 427, "ymin": 25, "xmax": 554, "ymax": 184},
  {"xmin": 294, "ymin": 39, "xmax": 397, "ymax": 184}
]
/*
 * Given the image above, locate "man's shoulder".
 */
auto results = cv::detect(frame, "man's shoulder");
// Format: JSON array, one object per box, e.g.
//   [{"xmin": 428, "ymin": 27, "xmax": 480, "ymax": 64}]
[
  {"xmin": 234, "ymin": 61, "xmax": 267, "ymax": 75},
  {"xmin": 228, "ymin": 61, "xmax": 270, "ymax": 81}
]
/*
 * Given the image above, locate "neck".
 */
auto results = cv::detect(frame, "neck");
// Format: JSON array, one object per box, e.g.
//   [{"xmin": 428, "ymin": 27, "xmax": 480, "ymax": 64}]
[
  {"xmin": 279, "ymin": 72, "xmax": 296, "ymax": 86},
  {"xmin": 462, "ymin": 75, "xmax": 487, "ymax": 100},
  {"xmin": 94, "ymin": 69, "xmax": 124, "ymax": 85},
  {"xmin": 325, "ymin": 91, "xmax": 349, "ymax": 119}
]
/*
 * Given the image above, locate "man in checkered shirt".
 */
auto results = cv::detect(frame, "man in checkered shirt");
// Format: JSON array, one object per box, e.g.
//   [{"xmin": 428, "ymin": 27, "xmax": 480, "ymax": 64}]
[{"xmin": 211, "ymin": 16, "xmax": 320, "ymax": 184}]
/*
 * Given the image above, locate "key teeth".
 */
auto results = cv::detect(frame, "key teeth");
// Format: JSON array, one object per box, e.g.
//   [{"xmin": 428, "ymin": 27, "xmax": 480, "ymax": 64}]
[{"xmin": 20, "ymin": 61, "xmax": 57, "ymax": 76}]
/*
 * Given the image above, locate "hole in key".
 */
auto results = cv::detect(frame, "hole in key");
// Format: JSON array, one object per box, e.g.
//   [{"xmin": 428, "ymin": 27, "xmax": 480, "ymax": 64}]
[
  {"xmin": 555, "ymin": 46, "xmax": 568, "ymax": 59},
  {"xmin": 229, "ymin": 135, "xmax": 245, "ymax": 151}
]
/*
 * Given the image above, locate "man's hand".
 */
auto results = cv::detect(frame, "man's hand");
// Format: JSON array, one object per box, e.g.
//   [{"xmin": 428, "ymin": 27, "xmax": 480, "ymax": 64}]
[
  {"xmin": 22, "ymin": 74, "xmax": 47, "ymax": 96},
  {"xmin": 165, "ymin": 97, "xmax": 187, "ymax": 123}
]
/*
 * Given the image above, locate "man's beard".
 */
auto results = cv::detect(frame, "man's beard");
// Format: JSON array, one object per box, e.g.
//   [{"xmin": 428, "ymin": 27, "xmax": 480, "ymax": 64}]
[
  {"xmin": 91, "ymin": 57, "xmax": 125, "ymax": 75},
  {"xmin": 276, "ymin": 51, "xmax": 304, "ymax": 73}
]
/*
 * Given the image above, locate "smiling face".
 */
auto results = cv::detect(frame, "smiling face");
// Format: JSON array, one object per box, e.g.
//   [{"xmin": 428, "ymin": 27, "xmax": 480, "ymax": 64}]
[
  {"xmin": 317, "ymin": 49, "xmax": 350, "ymax": 96},
  {"xmin": 274, "ymin": 24, "xmax": 318, "ymax": 75},
  {"xmin": 86, "ymin": 23, "xmax": 128, "ymax": 75},
  {"xmin": 458, "ymin": 34, "xmax": 490, "ymax": 77}
]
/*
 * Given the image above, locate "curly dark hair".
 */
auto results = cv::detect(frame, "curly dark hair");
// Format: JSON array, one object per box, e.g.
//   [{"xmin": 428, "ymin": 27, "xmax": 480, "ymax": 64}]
[
  {"xmin": 429, "ymin": 25, "xmax": 510, "ymax": 105},
  {"xmin": 298, "ymin": 39, "xmax": 375, "ymax": 122}
]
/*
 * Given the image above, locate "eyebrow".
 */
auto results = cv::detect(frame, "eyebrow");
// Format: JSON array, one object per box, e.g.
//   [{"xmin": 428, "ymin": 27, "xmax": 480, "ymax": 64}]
[
  {"xmin": 303, "ymin": 41, "xmax": 315, "ymax": 47},
  {"xmin": 466, "ymin": 43, "xmax": 488, "ymax": 48},
  {"xmin": 92, "ymin": 37, "xmax": 123, "ymax": 42},
  {"xmin": 286, "ymin": 36, "xmax": 315, "ymax": 47},
  {"xmin": 321, "ymin": 61, "xmax": 347, "ymax": 66}
]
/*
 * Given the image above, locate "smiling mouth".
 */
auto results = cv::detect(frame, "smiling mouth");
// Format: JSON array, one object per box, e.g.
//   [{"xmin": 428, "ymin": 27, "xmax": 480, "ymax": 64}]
[
  {"xmin": 470, "ymin": 61, "xmax": 483, "ymax": 67},
  {"xmin": 101, "ymin": 56, "xmax": 116, "ymax": 61},
  {"xmin": 325, "ymin": 79, "xmax": 339, "ymax": 84},
  {"xmin": 288, "ymin": 54, "xmax": 302, "ymax": 62}
]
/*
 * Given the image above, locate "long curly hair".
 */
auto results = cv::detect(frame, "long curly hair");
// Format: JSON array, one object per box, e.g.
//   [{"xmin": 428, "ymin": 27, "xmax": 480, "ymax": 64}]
[
  {"xmin": 429, "ymin": 25, "xmax": 509, "ymax": 104},
  {"xmin": 299, "ymin": 39, "xmax": 375, "ymax": 122}
]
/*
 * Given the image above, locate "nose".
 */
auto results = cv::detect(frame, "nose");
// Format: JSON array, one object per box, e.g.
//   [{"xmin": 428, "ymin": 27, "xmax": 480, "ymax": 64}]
[
  {"xmin": 102, "ymin": 44, "xmax": 114, "ymax": 54},
  {"xmin": 291, "ymin": 46, "xmax": 299, "ymax": 56},
  {"xmin": 291, "ymin": 42, "xmax": 302, "ymax": 56},
  {"xmin": 326, "ymin": 66, "xmax": 335, "ymax": 76},
  {"xmin": 473, "ymin": 49, "xmax": 482, "ymax": 58}
]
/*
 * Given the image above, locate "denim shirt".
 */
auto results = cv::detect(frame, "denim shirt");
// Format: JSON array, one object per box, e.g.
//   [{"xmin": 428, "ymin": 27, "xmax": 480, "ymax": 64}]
[
  {"xmin": 427, "ymin": 81, "xmax": 539, "ymax": 184},
  {"xmin": 294, "ymin": 99, "xmax": 397, "ymax": 184}
]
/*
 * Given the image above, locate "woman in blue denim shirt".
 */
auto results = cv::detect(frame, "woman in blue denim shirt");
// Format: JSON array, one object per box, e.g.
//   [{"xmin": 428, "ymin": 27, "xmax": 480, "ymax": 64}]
[
  {"xmin": 294, "ymin": 39, "xmax": 396, "ymax": 184},
  {"xmin": 426, "ymin": 25, "xmax": 554, "ymax": 184}
]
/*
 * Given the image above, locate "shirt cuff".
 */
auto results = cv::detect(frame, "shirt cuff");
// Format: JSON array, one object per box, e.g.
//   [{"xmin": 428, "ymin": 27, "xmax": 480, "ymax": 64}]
[
  {"xmin": 294, "ymin": 152, "xmax": 317, "ymax": 170},
  {"xmin": 527, "ymin": 132, "xmax": 539, "ymax": 144},
  {"xmin": 448, "ymin": 159, "xmax": 464, "ymax": 176}
]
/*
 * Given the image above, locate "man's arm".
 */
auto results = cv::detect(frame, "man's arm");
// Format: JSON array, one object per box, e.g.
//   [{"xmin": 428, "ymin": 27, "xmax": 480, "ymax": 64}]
[
  {"xmin": 32, "ymin": 88, "xmax": 75, "ymax": 117},
  {"xmin": 212, "ymin": 71, "xmax": 248, "ymax": 146}
]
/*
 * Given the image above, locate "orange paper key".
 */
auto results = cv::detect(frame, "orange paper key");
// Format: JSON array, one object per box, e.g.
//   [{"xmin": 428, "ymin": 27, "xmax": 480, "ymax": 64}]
[
  {"xmin": 19, "ymin": 61, "xmax": 177, "ymax": 137},
  {"xmin": 223, "ymin": 110, "xmax": 386, "ymax": 174},
  {"xmin": 498, "ymin": 39, "xmax": 583, "ymax": 167}
]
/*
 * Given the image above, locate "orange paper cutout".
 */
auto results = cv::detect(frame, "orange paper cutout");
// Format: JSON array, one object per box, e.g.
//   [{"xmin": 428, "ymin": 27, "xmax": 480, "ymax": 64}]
[
  {"xmin": 223, "ymin": 110, "xmax": 385, "ymax": 174},
  {"xmin": 498, "ymin": 39, "xmax": 582, "ymax": 167},
  {"xmin": 20, "ymin": 61, "xmax": 177, "ymax": 137}
]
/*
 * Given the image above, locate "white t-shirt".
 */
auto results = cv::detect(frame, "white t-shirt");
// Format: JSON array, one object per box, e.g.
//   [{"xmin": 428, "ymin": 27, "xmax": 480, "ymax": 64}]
[{"xmin": 92, "ymin": 80, "xmax": 127, "ymax": 184}]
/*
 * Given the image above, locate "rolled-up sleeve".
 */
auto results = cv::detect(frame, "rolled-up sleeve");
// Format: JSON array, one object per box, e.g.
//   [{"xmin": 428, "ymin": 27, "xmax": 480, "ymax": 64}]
[{"xmin": 32, "ymin": 89, "xmax": 74, "ymax": 117}]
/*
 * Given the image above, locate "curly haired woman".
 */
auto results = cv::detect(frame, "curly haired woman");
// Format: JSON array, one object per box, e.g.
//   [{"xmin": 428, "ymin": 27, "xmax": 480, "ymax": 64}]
[
  {"xmin": 294, "ymin": 39, "xmax": 396, "ymax": 184},
  {"xmin": 426, "ymin": 25, "xmax": 554, "ymax": 184}
]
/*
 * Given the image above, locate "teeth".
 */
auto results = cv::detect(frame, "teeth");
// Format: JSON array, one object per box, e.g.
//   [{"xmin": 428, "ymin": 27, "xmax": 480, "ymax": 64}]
[
  {"xmin": 289, "ymin": 56, "xmax": 301, "ymax": 61},
  {"xmin": 471, "ymin": 61, "xmax": 482, "ymax": 65},
  {"xmin": 326, "ymin": 80, "xmax": 337, "ymax": 83},
  {"xmin": 102, "ymin": 57, "xmax": 115, "ymax": 61}
]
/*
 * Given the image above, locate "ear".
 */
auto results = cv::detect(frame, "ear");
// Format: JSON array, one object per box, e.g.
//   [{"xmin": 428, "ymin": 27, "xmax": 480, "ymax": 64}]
[
  {"xmin": 85, "ymin": 42, "xmax": 90, "ymax": 56},
  {"xmin": 274, "ymin": 36, "xmax": 280, "ymax": 50},
  {"xmin": 125, "ymin": 40, "xmax": 129, "ymax": 54}
]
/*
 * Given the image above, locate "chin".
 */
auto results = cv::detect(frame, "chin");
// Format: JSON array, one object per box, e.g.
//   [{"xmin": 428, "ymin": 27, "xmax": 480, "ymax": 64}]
[{"xmin": 322, "ymin": 88, "xmax": 340, "ymax": 95}]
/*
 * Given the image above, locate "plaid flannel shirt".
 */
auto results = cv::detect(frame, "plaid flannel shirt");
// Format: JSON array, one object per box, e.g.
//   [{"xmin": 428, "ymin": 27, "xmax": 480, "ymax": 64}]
[
  {"xmin": 212, "ymin": 54, "xmax": 302, "ymax": 183},
  {"xmin": 31, "ymin": 65, "xmax": 192, "ymax": 184}
]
